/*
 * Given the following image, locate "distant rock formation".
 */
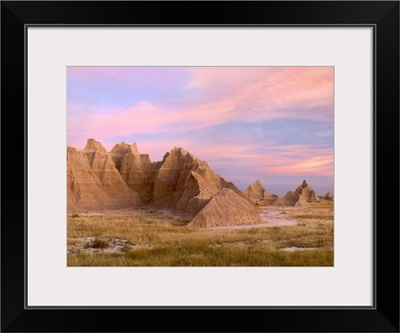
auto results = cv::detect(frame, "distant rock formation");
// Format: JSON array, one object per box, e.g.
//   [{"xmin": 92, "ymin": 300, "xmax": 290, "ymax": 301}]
[
  {"xmin": 273, "ymin": 191, "xmax": 310, "ymax": 207},
  {"xmin": 243, "ymin": 180, "xmax": 277, "ymax": 205},
  {"xmin": 295, "ymin": 179, "xmax": 321, "ymax": 202},
  {"xmin": 188, "ymin": 188, "xmax": 264, "ymax": 228},
  {"xmin": 273, "ymin": 179, "xmax": 321, "ymax": 207},
  {"xmin": 322, "ymin": 192, "xmax": 334, "ymax": 201},
  {"xmin": 67, "ymin": 139, "xmax": 141, "ymax": 212}
]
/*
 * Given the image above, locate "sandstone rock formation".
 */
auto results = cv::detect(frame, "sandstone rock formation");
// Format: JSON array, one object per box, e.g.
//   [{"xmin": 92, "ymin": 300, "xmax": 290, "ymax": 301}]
[
  {"xmin": 322, "ymin": 192, "xmax": 334, "ymax": 201},
  {"xmin": 109, "ymin": 142, "xmax": 137, "ymax": 171},
  {"xmin": 151, "ymin": 147, "xmax": 243, "ymax": 218},
  {"xmin": 68, "ymin": 139, "xmax": 330, "ymax": 227},
  {"xmin": 295, "ymin": 179, "xmax": 321, "ymax": 202},
  {"xmin": 83, "ymin": 137, "xmax": 108, "ymax": 153},
  {"xmin": 112, "ymin": 142, "xmax": 162, "ymax": 202},
  {"xmin": 187, "ymin": 188, "xmax": 264, "ymax": 228},
  {"xmin": 273, "ymin": 191, "xmax": 310, "ymax": 207},
  {"xmin": 273, "ymin": 179, "xmax": 321, "ymax": 207},
  {"xmin": 67, "ymin": 139, "xmax": 141, "ymax": 212},
  {"xmin": 244, "ymin": 179, "xmax": 277, "ymax": 205},
  {"xmin": 68, "ymin": 140, "xmax": 246, "ymax": 221}
]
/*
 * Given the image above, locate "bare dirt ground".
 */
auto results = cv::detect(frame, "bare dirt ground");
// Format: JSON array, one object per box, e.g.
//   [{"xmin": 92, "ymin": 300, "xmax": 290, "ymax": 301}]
[
  {"xmin": 280, "ymin": 247, "xmax": 319, "ymax": 252},
  {"xmin": 210, "ymin": 203, "xmax": 334, "ymax": 230},
  {"xmin": 67, "ymin": 236, "xmax": 155, "ymax": 255},
  {"xmin": 68, "ymin": 203, "xmax": 334, "ymax": 232}
]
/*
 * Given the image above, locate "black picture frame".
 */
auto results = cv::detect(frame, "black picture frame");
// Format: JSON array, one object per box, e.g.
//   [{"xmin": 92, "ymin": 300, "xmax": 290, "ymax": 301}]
[{"xmin": 1, "ymin": 1, "xmax": 399, "ymax": 332}]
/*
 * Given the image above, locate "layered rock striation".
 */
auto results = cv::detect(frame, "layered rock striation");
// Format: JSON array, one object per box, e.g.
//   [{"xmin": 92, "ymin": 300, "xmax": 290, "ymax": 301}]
[
  {"xmin": 67, "ymin": 139, "xmax": 141, "ymax": 212},
  {"xmin": 152, "ymin": 147, "xmax": 243, "ymax": 218},
  {"xmin": 188, "ymin": 188, "xmax": 264, "ymax": 228},
  {"xmin": 111, "ymin": 142, "xmax": 162, "ymax": 202}
]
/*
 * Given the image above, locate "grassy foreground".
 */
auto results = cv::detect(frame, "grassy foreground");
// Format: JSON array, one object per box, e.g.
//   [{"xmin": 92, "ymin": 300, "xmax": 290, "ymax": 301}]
[{"xmin": 67, "ymin": 209, "xmax": 333, "ymax": 266}]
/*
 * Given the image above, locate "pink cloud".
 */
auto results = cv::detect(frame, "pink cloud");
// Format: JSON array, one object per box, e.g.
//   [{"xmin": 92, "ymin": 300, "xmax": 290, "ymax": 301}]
[
  {"xmin": 197, "ymin": 143, "xmax": 334, "ymax": 179},
  {"xmin": 254, "ymin": 144, "xmax": 334, "ymax": 177},
  {"xmin": 68, "ymin": 67, "xmax": 334, "ymax": 148},
  {"xmin": 67, "ymin": 102, "xmax": 176, "ymax": 143},
  {"xmin": 185, "ymin": 67, "xmax": 333, "ymax": 123},
  {"xmin": 265, "ymin": 156, "xmax": 333, "ymax": 176}
]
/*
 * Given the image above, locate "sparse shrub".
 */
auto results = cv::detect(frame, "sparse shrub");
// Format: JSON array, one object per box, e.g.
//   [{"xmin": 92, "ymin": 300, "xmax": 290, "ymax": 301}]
[
  {"xmin": 71, "ymin": 213, "xmax": 80, "ymax": 218},
  {"xmin": 92, "ymin": 238, "xmax": 109, "ymax": 249}
]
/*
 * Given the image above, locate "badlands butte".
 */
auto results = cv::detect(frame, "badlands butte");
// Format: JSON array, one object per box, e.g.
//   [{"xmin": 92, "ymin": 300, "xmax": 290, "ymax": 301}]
[{"xmin": 68, "ymin": 138, "xmax": 333, "ymax": 228}]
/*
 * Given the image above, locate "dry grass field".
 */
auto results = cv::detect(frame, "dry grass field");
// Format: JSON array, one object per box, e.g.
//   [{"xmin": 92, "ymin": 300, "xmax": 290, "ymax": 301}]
[{"xmin": 67, "ymin": 203, "xmax": 334, "ymax": 266}]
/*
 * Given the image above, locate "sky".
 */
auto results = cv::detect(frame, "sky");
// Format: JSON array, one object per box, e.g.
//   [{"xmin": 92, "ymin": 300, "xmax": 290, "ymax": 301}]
[{"xmin": 67, "ymin": 67, "xmax": 334, "ymax": 196}]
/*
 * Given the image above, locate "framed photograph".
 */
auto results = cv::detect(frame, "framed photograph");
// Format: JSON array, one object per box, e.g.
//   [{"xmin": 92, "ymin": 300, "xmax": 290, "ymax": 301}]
[{"xmin": 2, "ymin": 1, "xmax": 399, "ymax": 332}]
